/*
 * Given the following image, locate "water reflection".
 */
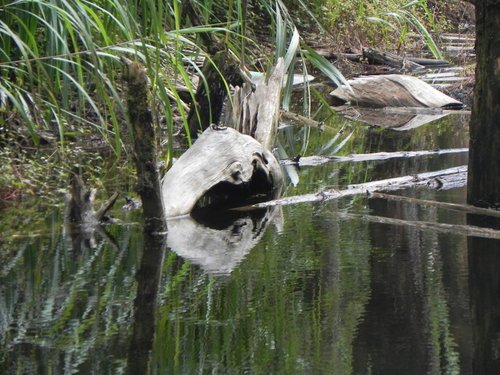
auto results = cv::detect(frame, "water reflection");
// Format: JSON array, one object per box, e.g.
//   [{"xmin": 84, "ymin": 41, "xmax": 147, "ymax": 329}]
[
  {"xmin": 467, "ymin": 216, "xmax": 500, "ymax": 375},
  {"xmin": 127, "ymin": 229, "xmax": 167, "ymax": 375},
  {"xmin": 352, "ymin": 197, "xmax": 463, "ymax": 375},
  {"xmin": 167, "ymin": 208, "xmax": 281, "ymax": 276},
  {"xmin": 3, "ymin": 112, "xmax": 500, "ymax": 374}
]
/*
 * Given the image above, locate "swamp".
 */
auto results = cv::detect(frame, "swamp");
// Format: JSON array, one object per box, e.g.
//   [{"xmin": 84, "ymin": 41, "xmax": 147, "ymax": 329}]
[{"xmin": 1, "ymin": 0, "xmax": 500, "ymax": 374}]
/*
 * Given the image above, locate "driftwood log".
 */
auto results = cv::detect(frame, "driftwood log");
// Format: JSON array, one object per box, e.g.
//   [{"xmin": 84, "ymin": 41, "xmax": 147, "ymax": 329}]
[{"xmin": 330, "ymin": 74, "xmax": 463, "ymax": 109}]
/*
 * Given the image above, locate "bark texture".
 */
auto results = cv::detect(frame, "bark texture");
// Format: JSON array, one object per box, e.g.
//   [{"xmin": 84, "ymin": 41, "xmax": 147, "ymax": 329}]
[
  {"xmin": 125, "ymin": 61, "xmax": 167, "ymax": 232},
  {"xmin": 467, "ymin": 2, "xmax": 500, "ymax": 207}
]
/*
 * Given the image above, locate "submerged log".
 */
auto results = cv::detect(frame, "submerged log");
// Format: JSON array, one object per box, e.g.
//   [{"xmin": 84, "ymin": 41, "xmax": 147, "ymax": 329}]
[{"xmin": 330, "ymin": 74, "xmax": 464, "ymax": 109}]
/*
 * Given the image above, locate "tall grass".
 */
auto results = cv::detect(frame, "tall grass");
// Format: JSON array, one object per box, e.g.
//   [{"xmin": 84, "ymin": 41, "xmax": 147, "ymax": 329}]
[
  {"xmin": 0, "ymin": 0, "xmax": 228, "ymax": 158},
  {"xmin": 367, "ymin": 0, "xmax": 443, "ymax": 59},
  {"xmin": 1, "ymin": 0, "xmax": 350, "ymax": 166}
]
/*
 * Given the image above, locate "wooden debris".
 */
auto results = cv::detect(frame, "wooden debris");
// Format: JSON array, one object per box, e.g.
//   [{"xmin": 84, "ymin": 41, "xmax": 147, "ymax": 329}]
[
  {"xmin": 65, "ymin": 174, "xmax": 118, "ymax": 226},
  {"xmin": 316, "ymin": 49, "xmax": 449, "ymax": 68},
  {"xmin": 225, "ymin": 60, "xmax": 285, "ymax": 150},
  {"xmin": 330, "ymin": 74, "xmax": 464, "ymax": 109},
  {"xmin": 162, "ymin": 60, "xmax": 286, "ymax": 217},
  {"xmin": 280, "ymin": 111, "xmax": 324, "ymax": 128},
  {"xmin": 362, "ymin": 47, "xmax": 425, "ymax": 71},
  {"xmin": 234, "ymin": 165, "xmax": 468, "ymax": 210},
  {"xmin": 124, "ymin": 60, "xmax": 167, "ymax": 232},
  {"xmin": 281, "ymin": 148, "xmax": 469, "ymax": 167}
]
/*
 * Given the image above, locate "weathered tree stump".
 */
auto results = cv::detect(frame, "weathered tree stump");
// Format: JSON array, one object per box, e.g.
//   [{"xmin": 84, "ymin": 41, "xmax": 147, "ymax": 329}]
[{"xmin": 162, "ymin": 59, "xmax": 286, "ymax": 217}]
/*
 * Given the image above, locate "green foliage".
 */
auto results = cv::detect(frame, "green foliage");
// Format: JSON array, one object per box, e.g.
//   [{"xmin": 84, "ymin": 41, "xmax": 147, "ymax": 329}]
[
  {"xmin": 0, "ymin": 0, "xmax": 232, "ymax": 156},
  {"xmin": 303, "ymin": 0, "xmax": 444, "ymax": 56},
  {"xmin": 367, "ymin": 0, "xmax": 443, "ymax": 59}
]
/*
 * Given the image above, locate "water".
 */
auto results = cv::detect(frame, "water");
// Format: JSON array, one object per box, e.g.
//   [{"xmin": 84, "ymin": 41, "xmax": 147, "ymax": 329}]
[{"xmin": 1, "ymin": 111, "xmax": 499, "ymax": 374}]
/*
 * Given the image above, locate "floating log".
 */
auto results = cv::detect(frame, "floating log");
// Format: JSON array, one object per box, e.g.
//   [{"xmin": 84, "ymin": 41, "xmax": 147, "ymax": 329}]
[
  {"xmin": 330, "ymin": 74, "xmax": 464, "ymax": 109},
  {"xmin": 234, "ymin": 165, "xmax": 468, "ymax": 210},
  {"xmin": 281, "ymin": 148, "xmax": 469, "ymax": 167}
]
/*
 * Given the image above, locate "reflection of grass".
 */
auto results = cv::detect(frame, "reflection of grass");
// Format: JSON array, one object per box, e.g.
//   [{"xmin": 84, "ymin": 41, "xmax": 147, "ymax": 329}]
[{"xmin": 0, "ymin": 220, "xmax": 139, "ymax": 372}]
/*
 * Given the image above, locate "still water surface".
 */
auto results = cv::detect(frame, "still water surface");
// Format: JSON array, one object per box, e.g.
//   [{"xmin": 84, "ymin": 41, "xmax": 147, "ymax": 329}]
[{"xmin": 1, "ymin": 112, "xmax": 499, "ymax": 374}]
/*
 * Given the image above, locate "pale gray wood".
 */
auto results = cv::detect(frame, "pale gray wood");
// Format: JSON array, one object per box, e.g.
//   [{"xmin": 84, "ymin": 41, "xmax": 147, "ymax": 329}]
[
  {"xmin": 281, "ymin": 148, "xmax": 468, "ymax": 167},
  {"xmin": 225, "ymin": 59, "xmax": 285, "ymax": 150},
  {"xmin": 162, "ymin": 126, "xmax": 283, "ymax": 216},
  {"xmin": 330, "ymin": 74, "xmax": 463, "ymax": 109},
  {"xmin": 232, "ymin": 166, "xmax": 468, "ymax": 210}
]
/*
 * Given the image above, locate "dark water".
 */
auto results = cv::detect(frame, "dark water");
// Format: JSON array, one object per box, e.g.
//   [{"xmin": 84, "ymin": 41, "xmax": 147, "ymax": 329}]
[{"xmin": 1, "ymin": 112, "xmax": 499, "ymax": 374}]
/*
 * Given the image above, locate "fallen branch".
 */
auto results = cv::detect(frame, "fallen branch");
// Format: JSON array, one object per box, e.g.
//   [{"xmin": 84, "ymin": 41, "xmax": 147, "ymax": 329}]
[
  {"xmin": 281, "ymin": 148, "xmax": 468, "ymax": 167},
  {"xmin": 315, "ymin": 49, "xmax": 450, "ymax": 68},
  {"xmin": 280, "ymin": 111, "xmax": 324, "ymax": 128},
  {"xmin": 362, "ymin": 47, "xmax": 425, "ymax": 71},
  {"xmin": 336, "ymin": 212, "xmax": 500, "ymax": 239},
  {"xmin": 234, "ymin": 165, "xmax": 468, "ymax": 210},
  {"xmin": 368, "ymin": 192, "xmax": 500, "ymax": 219}
]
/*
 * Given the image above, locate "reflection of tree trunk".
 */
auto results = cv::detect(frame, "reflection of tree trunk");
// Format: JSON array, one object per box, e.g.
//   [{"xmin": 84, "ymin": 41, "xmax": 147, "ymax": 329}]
[
  {"xmin": 127, "ymin": 232, "xmax": 167, "ymax": 374},
  {"xmin": 467, "ymin": 216, "xmax": 500, "ymax": 375},
  {"xmin": 353, "ymin": 198, "xmax": 456, "ymax": 374},
  {"xmin": 353, "ymin": 199, "xmax": 430, "ymax": 374},
  {"xmin": 124, "ymin": 59, "xmax": 169, "ymax": 374},
  {"xmin": 467, "ymin": 2, "xmax": 500, "ymax": 207}
]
